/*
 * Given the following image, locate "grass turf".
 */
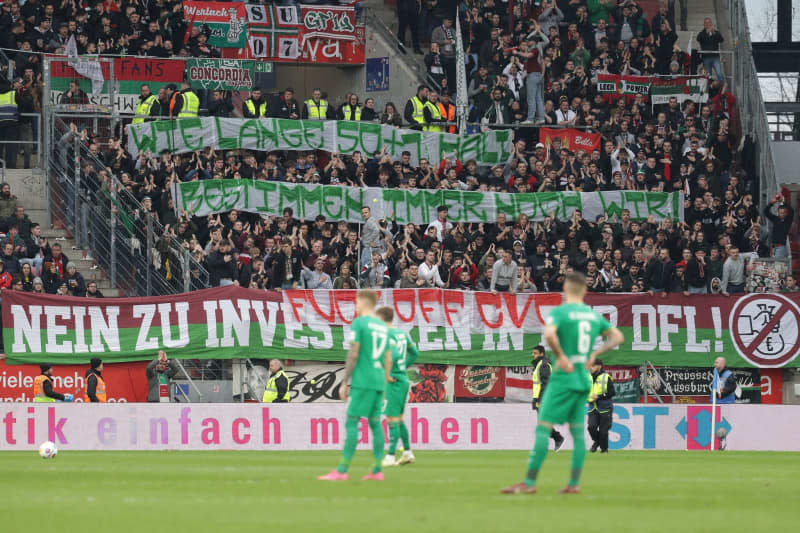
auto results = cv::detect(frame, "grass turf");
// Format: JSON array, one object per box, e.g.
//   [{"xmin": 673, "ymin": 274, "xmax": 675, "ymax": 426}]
[{"xmin": 0, "ymin": 450, "xmax": 793, "ymax": 532}]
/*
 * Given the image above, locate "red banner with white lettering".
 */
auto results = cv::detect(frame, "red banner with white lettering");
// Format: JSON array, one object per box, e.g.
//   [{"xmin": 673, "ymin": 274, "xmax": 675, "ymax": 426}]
[{"xmin": 539, "ymin": 128, "xmax": 602, "ymax": 152}]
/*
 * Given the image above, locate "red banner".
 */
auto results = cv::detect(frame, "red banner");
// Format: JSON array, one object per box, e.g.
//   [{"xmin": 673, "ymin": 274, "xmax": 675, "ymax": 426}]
[
  {"xmin": 49, "ymin": 57, "xmax": 185, "ymax": 83},
  {"xmin": 539, "ymin": 128, "xmax": 602, "ymax": 152},
  {"xmin": 220, "ymin": 3, "xmax": 364, "ymax": 64},
  {"xmin": 454, "ymin": 366, "xmax": 506, "ymax": 400},
  {"xmin": 0, "ymin": 359, "xmax": 149, "ymax": 402}
]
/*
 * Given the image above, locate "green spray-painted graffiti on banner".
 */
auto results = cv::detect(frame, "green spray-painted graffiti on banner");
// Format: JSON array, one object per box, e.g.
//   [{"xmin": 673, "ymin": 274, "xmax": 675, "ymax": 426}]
[
  {"xmin": 172, "ymin": 179, "xmax": 683, "ymax": 223},
  {"xmin": 127, "ymin": 117, "xmax": 513, "ymax": 166}
]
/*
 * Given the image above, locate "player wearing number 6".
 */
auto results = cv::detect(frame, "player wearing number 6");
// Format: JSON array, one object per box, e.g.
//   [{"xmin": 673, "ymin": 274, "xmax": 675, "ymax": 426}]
[
  {"xmin": 502, "ymin": 271, "xmax": 624, "ymax": 495},
  {"xmin": 319, "ymin": 289, "xmax": 392, "ymax": 482},
  {"xmin": 376, "ymin": 306, "xmax": 420, "ymax": 467}
]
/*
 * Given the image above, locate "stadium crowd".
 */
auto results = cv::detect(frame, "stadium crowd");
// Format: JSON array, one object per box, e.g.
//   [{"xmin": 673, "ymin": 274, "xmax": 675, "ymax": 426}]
[{"xmin": 0, "ymin": 0, "xmax": 796, "ymax": 298}]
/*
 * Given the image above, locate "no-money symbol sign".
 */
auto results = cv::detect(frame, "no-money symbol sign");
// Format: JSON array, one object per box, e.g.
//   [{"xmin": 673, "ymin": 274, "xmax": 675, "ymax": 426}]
[{"xmin": 729, "ymin": 293, "xmax": 800, "ymax": 367}]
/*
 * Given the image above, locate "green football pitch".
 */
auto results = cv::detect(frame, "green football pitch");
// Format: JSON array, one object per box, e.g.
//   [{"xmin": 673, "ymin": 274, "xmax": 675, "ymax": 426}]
[{"xmin": 0, "ymin": 450, "xmax": 793, "ymax": 532}]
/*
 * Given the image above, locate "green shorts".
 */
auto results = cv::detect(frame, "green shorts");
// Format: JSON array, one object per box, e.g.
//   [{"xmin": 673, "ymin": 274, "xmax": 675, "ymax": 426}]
[
  {"xmin": 347, "ymin": 387, "xmax": 384, "ymax": 419},
  {"xmin": 536, "ymin": 385, "xmax": 588, "ymax": 427},
  {"xmin": 383, "ymin": 379, "xmax": 409, "ymax": 417}
]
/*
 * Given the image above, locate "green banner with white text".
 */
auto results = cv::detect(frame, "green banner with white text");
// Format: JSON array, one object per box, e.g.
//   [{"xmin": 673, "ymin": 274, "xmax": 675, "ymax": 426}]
[
  {"xmin": 3, "ymin": 289, "xmax": 798, "ymax": 368},
  {"xmin": 127, "ymin": 118, "xmax": 513, "ymax": 166},
  {"xmin": 171, "ymin": 179, "xmax": 683, "ymax": 223}
]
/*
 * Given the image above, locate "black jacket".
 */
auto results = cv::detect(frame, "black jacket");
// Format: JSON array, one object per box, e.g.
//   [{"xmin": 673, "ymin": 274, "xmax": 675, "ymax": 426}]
[
  {"xmin": 42, "ymin": 375, "xmax": 65, "ymax": 401},
  {"xmin": 269, "ymin": 371, "xmax": 289, "ymax": 403},
  {"xmin": 85, "ymin": 369, "xmax": 103, "ymax": 402}
]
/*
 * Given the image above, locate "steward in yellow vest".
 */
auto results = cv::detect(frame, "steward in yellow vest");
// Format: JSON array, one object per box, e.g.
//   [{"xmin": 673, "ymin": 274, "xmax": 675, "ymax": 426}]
[
  {"xmin": 172, "ymin": 81, "xmax": 199, "ymax": 118},
  {"xmin": 0, "ymin": 89, "xmax": 19, "ymax": 122},
  {"xmin": 403, "ymin": 85, "xmax": 428, "ymax": 130},
  {"xmin": 262, "ymin": 359, "xmax": 291, "ymax": 403},
  {"xmin": 243, "ymin": 87, "xmax": 268, "ymax": 118},
  {"xmin": 423, "ymin": 90, "xmax": 444, "ymax": 132},
  {"xmin": 587, "ymin": 359, "xmax": 615, "ymax": 453},
  {"xmin": 132, "ymin": 85, "xmax": 158, "ymax": 124},
  {"xmin": 303, "ymin": 88, "xmax": 331, "ymax": 120},
  {"xmin": 33, "ymin": 364, "xmax": 74, "ymax": 402},
  {"xmin": 531, "ymin": 345, "xmax": 565, "ymax": 450}
]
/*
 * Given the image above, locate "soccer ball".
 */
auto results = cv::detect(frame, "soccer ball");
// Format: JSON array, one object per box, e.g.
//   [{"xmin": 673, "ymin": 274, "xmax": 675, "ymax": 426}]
[
  {"xmin": 715, "ymin": 427, "xmax": 728, "ymax": 439},
  {"xmin": 38, "ymin": 441, "xmax": 58, "ymax": 459}
]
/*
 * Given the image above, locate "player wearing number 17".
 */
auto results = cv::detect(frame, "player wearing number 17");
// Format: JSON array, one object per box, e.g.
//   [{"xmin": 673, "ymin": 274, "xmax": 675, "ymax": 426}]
[
  {"xmin": 502, "ymin": 272, "xmax": 624, "ymax": 495},
  {"xmin": 319, "ymin": 289, "xmax": 392, "ymax": 482}
]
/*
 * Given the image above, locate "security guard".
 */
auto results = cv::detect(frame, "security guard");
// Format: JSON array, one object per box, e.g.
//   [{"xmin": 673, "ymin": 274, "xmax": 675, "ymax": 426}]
[
  {"xmin": 302, "ymin": 88, "xmax": 333, "ymax": 120},
  {"xmin": 0, "ymin": 81, "xmax": 19, "ymax": 168},
  {"xmin": 403, "ymin": 85, "xmax": 428, "ymax": 130},
  {"xmin": 438, "ymin": 91, "xmax": 456, "ymax": 133},
  {"xmin": 132, "ymin": 84, "xmax": 158, "ymax": 124},
  {"xmin": 83, "ymin": 357, "xmax": 107, "ymax": 403},
  {"xmin": 531, "ymin": 345, "xmax": 565, "ymax": 451},
  {"xmin": 423, "ymin": 90, "xmax": 444, "ymax": 132},
  {"xmin": 33, "ymin": 364, "xmax": 73, "ymax": 403},
  {"xmin": 338, "ymin": 93, "xmax": 361, "ymax": 121},
  {"xmin": 587, "ymin": 359, "xmax": 615, "ymax": 453},
  {"xmin": 262, "ymin": 359, "xmax": 291, "ymax": 403},
  {"xmin": 243, "ymin": 86, "xmax": 268, "ymax": 118},
  {"xmin": 170, "ymin": 81, "xmax": 199, "ymax": 118}
]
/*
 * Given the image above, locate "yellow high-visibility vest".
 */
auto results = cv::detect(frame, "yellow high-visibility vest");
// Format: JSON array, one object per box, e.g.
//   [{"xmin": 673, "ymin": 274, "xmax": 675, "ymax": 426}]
[
  {"xmin": 178, "ymin": 91, "xmax": 199, "ymax": 118},
  {"xmin": 532, "ymin": 359, "xmax": 547, "ymax": 400},
  {"xmin": 132, "ymin": 94, "xmax": 158, "ymax": 123},
  {"xmin": 305, "ymin": 99, "xmax": 328, "ymax": 119},
  {"xmin": 342, "ymin": 105, "xmax": 361, "ymax": 121},
  {"xmin": 424, "ymin": 101, "xmax": 443, "ymax": 132},
  {"xmin": 245, "ymin": 99, "xmax": 267, "ymax": 117},
  {"xmin": 410, "ymin": 96, "xmax": 425, "ymax": 125},
  {"xmin": 589, "ymin": 372, "xmax": 611, "ymax": 412},
  {"xmin": 0, "ymin": 91, "xmax": 18, "ymax": 122},
  {"xmin": 262, "ymin": 370, "xmax": 291, "ymax": 403}
]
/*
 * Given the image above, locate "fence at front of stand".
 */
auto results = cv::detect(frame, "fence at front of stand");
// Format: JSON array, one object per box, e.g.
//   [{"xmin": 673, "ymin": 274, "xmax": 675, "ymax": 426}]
[{"xmin": 47, "ymin": 115, "xmax": 209, "ymax": 296}]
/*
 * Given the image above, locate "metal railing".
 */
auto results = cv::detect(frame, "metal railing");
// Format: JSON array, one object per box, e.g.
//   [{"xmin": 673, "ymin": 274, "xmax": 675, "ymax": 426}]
[
  {"xmin": 0, "ymin": 113, "xmax": 42, "ymax": 170},
  {"xmin": 48, "ymin": 115, "xmax": 210, "ymax": 296},
  {"xmin": 727, "ymin": 0, "xmax": 780, "ymax": 204},
  {"xmin": 365, "ymin": 10, "xmax": 442, "ymax": 93}
]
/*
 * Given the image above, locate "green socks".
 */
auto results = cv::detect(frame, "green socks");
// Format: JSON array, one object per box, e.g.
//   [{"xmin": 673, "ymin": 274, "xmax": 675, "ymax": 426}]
[
  {"xmin": 388, "ymin": 421, "xmax": 401, "ymax": 455},
  {"xmin": 569, "ymin": 425, "xmax": 586, "ymax": 487},
  {"xmin": 336, "ymin": 416, "xmax": 360, "ymax": 474},
  {"xmin": 399, "ymin": 422, "xmax": 410, "ymax": 450},
  {"xmin": 369, "ymin": 417, "xmax": 385, "ymax": 474},
  {"xmin": 525, "ymin": 424, "xmax": 551, "ymax": 486}
]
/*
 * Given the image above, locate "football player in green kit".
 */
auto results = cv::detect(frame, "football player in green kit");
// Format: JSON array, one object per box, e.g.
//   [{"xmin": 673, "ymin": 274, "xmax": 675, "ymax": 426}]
[
  {"xmin": 502, "ymin": 272, "xmax": 624, "ymax": 494},
  {"xmin": 319, "ymin": 289, "xmax": 392, "ymax": 481},
  {"xmin": 375, "ymin": 306, "xmax": 419, "ymax": 467}
]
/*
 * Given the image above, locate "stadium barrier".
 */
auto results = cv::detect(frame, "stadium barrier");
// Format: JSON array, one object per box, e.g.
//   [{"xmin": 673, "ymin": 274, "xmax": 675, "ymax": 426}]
[{"xmin": 1, "ymin": 403, "xmax": 797, "ymax": 451}]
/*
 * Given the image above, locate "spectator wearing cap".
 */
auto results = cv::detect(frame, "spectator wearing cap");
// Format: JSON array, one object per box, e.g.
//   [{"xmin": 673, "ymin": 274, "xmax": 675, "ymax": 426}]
[
  {"xmin": 64, "ymin": 261, "xmax": 86, "ymax": 297},
  {"xmin": 32, "ymin": 276, "xmax": 45, "ymax": 294}
]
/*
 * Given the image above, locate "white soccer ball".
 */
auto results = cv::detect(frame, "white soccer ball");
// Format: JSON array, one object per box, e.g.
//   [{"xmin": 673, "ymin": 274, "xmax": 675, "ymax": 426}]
[{"xmin": 38, "ymin": 441, "xmax": 57, "ymax": 459}]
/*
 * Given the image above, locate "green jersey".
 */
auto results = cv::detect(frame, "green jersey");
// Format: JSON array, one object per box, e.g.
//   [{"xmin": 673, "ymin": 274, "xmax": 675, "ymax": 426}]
[
  {"xmin": 545, "ymin": 302, "xmax": 611, "ymax": 392},
  {"xmin": 348, "ymin": 315, "xmax": 390, "ymax": 391},
  {"xmin": 388, "ymin": 328, "xmax": 419, "ymax": 381}
]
